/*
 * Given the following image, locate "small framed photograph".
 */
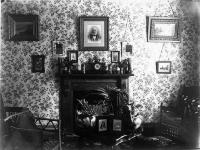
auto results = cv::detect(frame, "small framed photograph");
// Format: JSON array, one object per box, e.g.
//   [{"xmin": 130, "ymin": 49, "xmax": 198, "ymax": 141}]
[
  {"xmin": 68, "ymin": 50, "xmax": 78, "ymax": 63},
  {"xmin": 52, "ymin": 41, "xmax": 66, "ymax": 57},
  {"xmin": 111, "ymin": 51, "xmax": 120, "ymax": 63},
  {"xmin": 79, "ymin": 16, "xmax": 109, "ymax": 51},
  {"xmin": 113, "ymin": 119, "xmax": 122, "ymax": 131},
  {"xmin": 31, "ymin": 55, "xmax": 45, "ymax": 73},
  {"xmin": 147, "ymin": 17, "xmax": 180, "ymax": 42},
  {"xmin": 8, "ymin": 14, "xmax": 39, "ymax": 41},
  {"xmin": 156, "ymin": 61, "xmax": 171, "ymax": 74},
  {"xmin": 98, "ymin": 119, "xmax": 107, "ymax": 132}
]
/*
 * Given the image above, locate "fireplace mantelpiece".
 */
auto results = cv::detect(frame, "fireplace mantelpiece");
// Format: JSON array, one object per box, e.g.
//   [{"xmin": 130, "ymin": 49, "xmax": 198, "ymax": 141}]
[{"xmin": 59, "ymin": 74, "xmax": 134, "ymax": 134}]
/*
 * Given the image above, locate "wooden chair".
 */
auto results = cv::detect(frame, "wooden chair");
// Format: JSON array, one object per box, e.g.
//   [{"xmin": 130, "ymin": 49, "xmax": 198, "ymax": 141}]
[
  {"xmin": 2, "ymin": 106, "xmax": 43, "ymax": 150},
  {"xmin": 160, "ymin": 103, "xmax": 183, "ymax": 142},
  {"xmin": 0, "ymin": 93, "xmax": 62, "ymax": 150}
]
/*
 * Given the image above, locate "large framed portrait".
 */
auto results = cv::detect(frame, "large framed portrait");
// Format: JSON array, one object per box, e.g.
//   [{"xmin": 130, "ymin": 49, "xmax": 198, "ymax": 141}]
[
  {"xmin": 8, "ymin": 14, "xmax": 39, "ymax": 41},
  {"xmin": 79, "ymin": 16, "xmax": 109, "ymax": 51},
  {"xmin": 147, "ymin": 17, "xmax": 180, "ymax": 42}
]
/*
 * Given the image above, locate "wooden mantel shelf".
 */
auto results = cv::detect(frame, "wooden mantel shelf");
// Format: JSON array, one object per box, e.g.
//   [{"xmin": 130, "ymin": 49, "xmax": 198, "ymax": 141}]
[{"xmin": 59, "ymin": 73, "xmax": 134, "ymax": 79}]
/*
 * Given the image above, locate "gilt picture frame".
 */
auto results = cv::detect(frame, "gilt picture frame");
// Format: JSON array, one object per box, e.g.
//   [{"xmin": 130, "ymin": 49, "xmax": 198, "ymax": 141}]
[
  {"xmin": 31, "ymin": 55, "xmax": 45, "ymax": 73},
  {"xmin": 79, "ymin": 16, "xmax": 109, "ymax": 51},
  {"xmin": 147, "ymin": 17, "xmax": 180, "ymax": 42},
  {"xmin": 156, "ymin": 61, "xmax": 171, "ymax": 74},
  {"xmin": 8, "ymin": 14, "xmax": 39, "ymax": 41}
]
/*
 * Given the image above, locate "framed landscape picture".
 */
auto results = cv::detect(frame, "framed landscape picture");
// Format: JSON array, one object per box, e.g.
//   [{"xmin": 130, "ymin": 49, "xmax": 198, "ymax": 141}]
[
  {"xmin": 79, "ymin": 16, "xmax": 109, "ymax": 51},
  {"xmin": 156, "ymin": 61, "xmax": 171, "ymax": 74},
  {"xmin": 147, "ymin": 17, "xmax": 180, "ymax": 42},
  {"xmin": 8, "ymin": 14, "xmax": 39, "ymax": 41}
]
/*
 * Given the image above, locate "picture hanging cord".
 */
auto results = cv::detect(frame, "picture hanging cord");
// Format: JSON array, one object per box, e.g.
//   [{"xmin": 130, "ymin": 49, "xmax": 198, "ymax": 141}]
[
  {"xmin": 122, "ymin": 11, "xmax": 130, "ymax": 41},
  {"xmin": 158, "ymin": 43, "xmax": 170, "ymax": 61},
  {"xmin": 121, "ymin": 11, "xmax": 130, "ymax": 56},
  {"xmin": 158, "ymin": 43, "xmax": 165, "ymax": 60},
  {"xmin": 167, "ymin": 0, "xmax": 176, "ymax": 17},
  {"xmin": 122, "ymin": 10, "xmax": 136, "ymax": 46},
  {"xmin": 154, "ymin": 0, "xmax": 177, "ymax": 17},
  {"xmin": 154, "ymin": 0, "xmax": 162, "ymax": 16}
]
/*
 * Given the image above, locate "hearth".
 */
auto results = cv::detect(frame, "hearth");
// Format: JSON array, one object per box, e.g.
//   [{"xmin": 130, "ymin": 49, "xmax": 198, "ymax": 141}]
[
  {"xmin": 73, "ymin": 90, "xmax": 115, "ymax": 135},
  {"xmin": 59, "ymin": 74, "xmax": 133, "ymax": 136}
]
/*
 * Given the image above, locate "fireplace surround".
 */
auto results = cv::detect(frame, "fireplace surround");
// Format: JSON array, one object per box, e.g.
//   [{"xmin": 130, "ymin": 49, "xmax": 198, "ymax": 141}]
[{"xmin": 59, "ymin": 74, "xmax": 134, "ymax": 136}]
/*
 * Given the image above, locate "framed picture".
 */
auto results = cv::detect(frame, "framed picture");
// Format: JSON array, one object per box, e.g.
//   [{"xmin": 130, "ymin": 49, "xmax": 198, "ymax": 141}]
[
  {"xmin": 68, "ymin": 50, "xmax": 78, "ymax": 63},
  {"xmin": 8, "ymin": 14, "xmax": 39, "ymax": 41},
  {"xmin": 52, "ymin": 41, "xmax": 66, "ymax": 57},
  {"xmin": 79, "ymin": 16, "xmax": 109, "ymax": 51},
  {"xmin": 98, "ymin": 119, "xmax": 108, "ymax": 132},
  {"xmin": 113, "ymin": 119, "xmax": 122, "ymax": 131},
  {"xmin": 147, "ymin": 17, "xmax": 180, "ymax": 42},
  {"xmin": 156, "ymin": 61, "xmax": 171, "ymax": 74},
  {"xmin": 31, "ymin": 55, "xmax": 45, "ymax": 73},
  {"xmin": 111, "ymin": 51, "xmax": 120, "ymax": 63}
]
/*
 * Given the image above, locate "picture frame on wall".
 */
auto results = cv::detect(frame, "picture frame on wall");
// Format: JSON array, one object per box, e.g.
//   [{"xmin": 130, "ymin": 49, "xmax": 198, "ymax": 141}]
[
  {"xmin": 68, "ymin": 50, "xmax": 78, "ymax": 63},
  {"xmin": 156, "ymin": 61, "xmax": 171, "ymax": 74},
  {"xmin": 147, "ymin": 17, "xmax": 180, "ymax": 42},
  {"xmin": 8, "ymin": 14, "xmax": 39, "ymax": 41},
  {"xmin": 52, "ymin": 41, "xmax": 66, "ymax": 57},
  {"xmin": 111, "ymin": 51, "xmax": 120, "ymax": 63},
  {"xmin": 79, "ymin": 16, "xmax": 109, "ymax": 51},
  {"xmin": 31, "ymin": 55, "xmax": 45, "ymax": 73}
]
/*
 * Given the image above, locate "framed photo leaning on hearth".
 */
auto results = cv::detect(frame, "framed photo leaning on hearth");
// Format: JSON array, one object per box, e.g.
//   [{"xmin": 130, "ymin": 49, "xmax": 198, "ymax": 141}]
[
  {"xmin": 98, "ymin": 119, "xmax": 108, "ymax": 132},
  {"xmin": 156, "ymin": 61, "xmax": 171, "ymax": 74},
  {"xmin": 31, "ymin": 55, "xmax": 45, "ymax": 73},
  {"xmin": 79, "ymin": 16, "xmax": 109, "ymax": 51},
  {"xmin": 113, "ymin": 119, "xmax": 122, "ymax": 131},
  {"xmin": 147, "ymin": 17, "xmax": 180, "ymax": 42}
]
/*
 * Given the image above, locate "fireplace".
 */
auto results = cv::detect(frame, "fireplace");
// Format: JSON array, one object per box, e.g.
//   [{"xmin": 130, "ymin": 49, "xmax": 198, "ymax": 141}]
[
  {"xmin": 73, "ymin": 90, "xmax": 116, "ymax": 135},
  {"xmin": 59, "ymin": 74, "xmax": 133, "ymax": 135}
]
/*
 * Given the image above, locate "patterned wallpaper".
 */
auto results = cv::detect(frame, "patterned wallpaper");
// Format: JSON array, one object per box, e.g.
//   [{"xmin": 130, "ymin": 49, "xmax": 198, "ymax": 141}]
[{"xmin": 1, "ymin": 0, "xmax": 199, "ymax": 122}]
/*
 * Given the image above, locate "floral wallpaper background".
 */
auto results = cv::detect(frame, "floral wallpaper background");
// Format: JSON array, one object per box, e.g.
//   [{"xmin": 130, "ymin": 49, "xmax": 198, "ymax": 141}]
[{"xmin": 1, "ymin": 0, "xmax": 199, "ymax": 122}]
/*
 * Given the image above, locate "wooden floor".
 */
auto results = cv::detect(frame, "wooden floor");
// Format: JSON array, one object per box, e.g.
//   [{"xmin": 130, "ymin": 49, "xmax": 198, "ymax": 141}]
[
  {"xmin": 58, "ymin": 136, "xmax": 196, "ymax": 150},
  {"xmin": 60, "ymin": 144, "xmax": 194, "ymax": 150}
]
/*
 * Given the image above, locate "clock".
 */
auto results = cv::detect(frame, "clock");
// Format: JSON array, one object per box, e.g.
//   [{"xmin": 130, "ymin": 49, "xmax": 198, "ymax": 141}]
[{"xmin": 94, "ymin": 63, "xmax": 101, "ymax": 70}]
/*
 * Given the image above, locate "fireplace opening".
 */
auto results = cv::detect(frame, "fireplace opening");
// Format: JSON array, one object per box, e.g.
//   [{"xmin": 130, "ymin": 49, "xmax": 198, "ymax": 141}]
[{"xmin": 73, "ymin": 90, "xmax": 115, "ymax": 135}]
